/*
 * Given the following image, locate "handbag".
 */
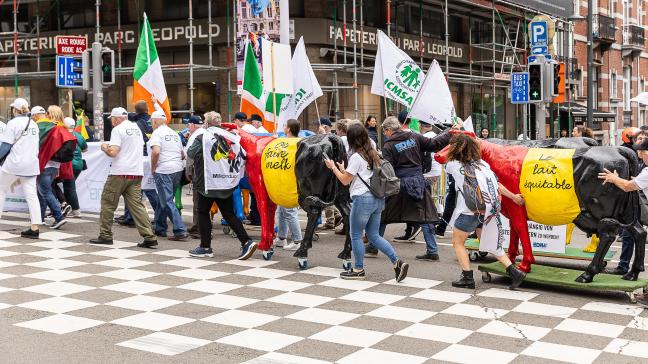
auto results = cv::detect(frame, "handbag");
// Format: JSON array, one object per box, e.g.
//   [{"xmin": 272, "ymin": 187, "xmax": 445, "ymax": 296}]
[{"xmin": 0, "ymin": 118, "xmax": 31, "ymax": 166}]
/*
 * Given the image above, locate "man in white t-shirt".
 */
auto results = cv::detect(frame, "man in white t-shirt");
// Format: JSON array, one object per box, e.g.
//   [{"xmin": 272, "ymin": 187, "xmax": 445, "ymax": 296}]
[
  {"xmin": 90, "ymin": 107, "xmax": 157, "ymax": 248},
  {"xmin": 0, "ymin": 98, "xmax": 42, "ymax": 238},
  {"xmin": 241, "ymin": 114, "xmax": 258, "ymax": 133},
  {"xmin": 149, "ymin": 110, "xmax": 188, "ymax": 240},
  {"xmin": 249, "ymin": 114, "xmax": 269, "ymax": 133}
]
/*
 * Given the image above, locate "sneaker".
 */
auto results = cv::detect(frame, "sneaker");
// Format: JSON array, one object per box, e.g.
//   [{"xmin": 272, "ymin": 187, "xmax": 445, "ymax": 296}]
[
  {"xmin": 435, "ymin": 226, "xmax": 446, "ymax": 237},
  {"xmin": 273, "ymin": 237, "xmax": 287, "ymax": 247},
  {"xmin": 68, "ymin": 209, "xmax": 82, "ymax": 218},
  {"xmin": 394, "ymin": 259, "xmax": 409, "ymax": 282},
  {"xmin": 239, "ymin": 240, "xmax": 258, "ymax": 260},
  {"xmin": 20, "ymin": 228, "xmax": 39, "ymax": 239},
  {"xmin": 168, "ymin": 233, "xmax": 189, "ymax": 241},
  {"xmin": 340, "ymin": 269, "xmax": 366, "ymax": 280},
  {"xmin": 283, "ymin": 241, "xmax": 300, "ymax": 251},
  {"xmin": 89, "ymin": 236, "xmax": 113, "ymax": 245},
  {"xmin": 50, "ymin": 219, "xmax": 67, "ymax": 230},
  {"xmin": 61, "ymin": 203, "xmax": 72, "ymax": 217},
  {"xmin": 416, "ymin": 252, "xmax": 440, "ymax": 261},
  {"xmin": 317, "ymin": 223, "xmax": 335, "ymax": 231},
  {"xmin": 137, "ymin": 240, "xmax": 158, "ymax": 249},
  {"xmin": 364, "ymin": 245, "xmax": 378, "ymax": 258},
  {"xmin": 189, "ymin": 246, "xmax": 214, "ymax": 258}
]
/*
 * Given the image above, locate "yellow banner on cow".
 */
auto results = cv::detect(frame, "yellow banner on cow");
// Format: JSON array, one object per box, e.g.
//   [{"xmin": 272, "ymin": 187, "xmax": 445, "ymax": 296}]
[
  {"xmin": 262, "ymin": 138, "xmax": 299, "ymax": 208},
  {"xmin": 519, "ymin": 148, "xmax": 580, "ymax": 226}
]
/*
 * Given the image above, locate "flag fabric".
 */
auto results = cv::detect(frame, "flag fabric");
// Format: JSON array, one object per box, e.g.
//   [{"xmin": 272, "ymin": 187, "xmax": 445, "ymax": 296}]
[
  {"xmin": 463, "ymin": 116, "xmax": 474, "ymax": 133},
  {"xmin": 408, "ymin": 60, "xmax": 456, "ymax": 125},
  {"xmin": 277, "ymin": 37, "xmax": 322, "ymax": 131},
  {"xmin": 240, "ymin": 41, "xmax": 273, "ymax": 131},
  {"xmin": 261, "ymin": 39, "xmax": 292, "ymax": 131},
  {"xmin": 133, "ymin": 13, "xmax": 171, "ymax": 122},
  {"xmin": 371, "ymin": 30, "xmax": 425, "ymax": 108}
]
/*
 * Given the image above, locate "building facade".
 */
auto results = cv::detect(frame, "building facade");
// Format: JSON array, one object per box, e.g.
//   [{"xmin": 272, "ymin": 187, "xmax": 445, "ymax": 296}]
[{"xmin": 0, "ymin": 0, "xmax": 644, "ymax": 142}]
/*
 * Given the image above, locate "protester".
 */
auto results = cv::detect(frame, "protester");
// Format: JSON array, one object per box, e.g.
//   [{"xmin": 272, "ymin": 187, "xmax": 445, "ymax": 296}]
[
  {"xmin": 274, "ymin": 119, "xmax": 304, "ymax": 251},
  {"xmin": 317, "ymin": 116, "xmax": 342, "ymax": 230},
  {"xmin": 233, "ymin": 112, "xmax": 247, "ymax": 129},
  {"xmin": 572, "ymin": 125, "xmax": 594, "ymax": 139},
  {"xmin": 187, "ymin": 111, "xmax": 257, "ymax": 259},
  {"xmin": 325, "ymin": 123, "xmax": 409, "ymax": 282},
  {"xmin": 34, "ymin": 106, "xmax": 67, "ymax": 229},
  {"xmin": 560, "ymin": 129, "xmax": 568, "ymax": 137},
  {"xmin": 47, "ymin": 105, "xmax": 74, "ymax": 217},
  {"xmin": 0, "ymin": 98, "xmax": 41, "ymax": 238},
  {"xmin": 480, "ymin": 128, "xmax": 490, "ymax": 139},
  {"xmin": 415, "ymin": 120, "xmax": 442, "ymax": 261},
  {"xmin": 147, "ymin": 110, "xmax": 189, "ymax": 240},
  {"xmin": 90, "ymin": 107, "xmax": 157, "ymax": 248},
  {"xmin": 364, "ymin": 115, "xmax": 378, "ymax": 145},
  {"xmin": 62, "ymin": 117, "xmax": 88, "ymax": 218},
  {"xmin": 129, "ymin": 99, "xmax": 154, "ymax": 153},
  {"xmin": 366, "ymin": 116, "xmax": 451, "ymax": 258},
  {"xmin": 241, "ymin": 114, "xmax": 259, "ymax": 133},
  {"xmin": 444, "ymin": 133, "xmax": 526, "ymax": 289},
  {"xmin": 185, "ymin": 114, "xmax": 207, "ymax": 237},
  {"xmin": 340, "ymin": 119, "xmax": 376, "ymax": 152},
  {"xmin": 248, "ymin": 114, "xmax": 269, "ymax": 133}
]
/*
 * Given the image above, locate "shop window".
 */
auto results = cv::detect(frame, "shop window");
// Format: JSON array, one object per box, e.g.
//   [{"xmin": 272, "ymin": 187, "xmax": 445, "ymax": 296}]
[{"xmin": 611, "ymin": 72, "xmax": 618, "ymax": 99}]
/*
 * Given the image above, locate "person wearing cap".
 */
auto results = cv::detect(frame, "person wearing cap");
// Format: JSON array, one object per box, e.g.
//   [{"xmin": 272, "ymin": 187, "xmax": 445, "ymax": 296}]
[
  {"xmin": 0, "ymin": 98, "xmax": 42, "ymax": 238},
  {"xmin": 90, "ymin": 107, "xmax": 158, "ymax": 248},
  {"xmin": 149, "ymin": 110, "xmax": 188, "ymax": 241},
  {"xmin": 240, "ymin": 114, "xmax": 260, "ymax": 133},
  {"xmin": 185, "ymin": 114, "xmax": 207, "ymax": 237},
  {"xmin": 61, "ymin": 117, "xmax": 88, "ymax": 218},
  {"xmin": 318, "ymin": 117, "xmax": 332, "ymax": 135},
  {"xmin": 249, "ymin": 114, "xmax": 269, "ymax": 133},
  {"xmin": 233, "ymin": 112, "xmax": 247, "ymax": 129},
  {"xmin": 32, "ymin": 105, "xmax": 68, "ymax": 230}
]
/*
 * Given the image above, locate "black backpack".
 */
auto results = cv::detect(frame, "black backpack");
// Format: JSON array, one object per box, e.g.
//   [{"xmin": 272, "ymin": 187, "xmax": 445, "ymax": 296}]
[
  {"xmin": 358, "ymin": 157, "xmax": 400, "ymax": 198},
  {"xmin": 460, "ymin": 163, "xmax": 487, "ymax": 214}
]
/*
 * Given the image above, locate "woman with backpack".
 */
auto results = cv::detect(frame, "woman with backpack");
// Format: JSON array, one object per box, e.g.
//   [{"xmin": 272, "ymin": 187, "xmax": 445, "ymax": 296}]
[
  {"xmin": 445, "ymin": 133, "xmax": 527, "ymax": 290},
  {"xmin": 324, "ymin": 123, "xmax": 409, "ymax": 282}
]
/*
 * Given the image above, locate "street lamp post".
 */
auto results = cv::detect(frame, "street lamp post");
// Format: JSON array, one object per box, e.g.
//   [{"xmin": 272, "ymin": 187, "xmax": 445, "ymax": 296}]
[{"xmin": 587, "ymin": 0, "xmax": 594, "ymax": 128}]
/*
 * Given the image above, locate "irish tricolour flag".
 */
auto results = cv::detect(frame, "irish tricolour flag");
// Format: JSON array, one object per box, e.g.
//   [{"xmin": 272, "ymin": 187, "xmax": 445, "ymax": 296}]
[
  {"xmin": 133, "ymin": 13, "xmax": 171, "ymax": 122},
  {"xmin": 240, "ymin": 41, "xmax": 271, "ymax": 131}
]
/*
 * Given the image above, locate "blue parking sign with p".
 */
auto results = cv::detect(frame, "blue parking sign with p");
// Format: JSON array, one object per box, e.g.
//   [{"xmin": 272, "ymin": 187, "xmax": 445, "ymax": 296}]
[{"xmin": 531, "ymin": 21, "xmax": 548, "ymax": 47}]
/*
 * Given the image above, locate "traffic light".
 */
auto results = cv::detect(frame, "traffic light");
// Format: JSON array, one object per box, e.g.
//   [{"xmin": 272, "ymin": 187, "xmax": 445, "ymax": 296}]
[
  {"xmin": 101, "ymin": 48, "xmax": 115, "ymax": 86},
  {"xmin": 551, "ymin": 63, "xmax": 561, "ymax": 97},
  {"xmin": 72, "ymin": 50, "xmax": 90, "ymax": 90},
  {"xmin": 529, "ymin": 63, "xmax": 543, "ymax": 102}
]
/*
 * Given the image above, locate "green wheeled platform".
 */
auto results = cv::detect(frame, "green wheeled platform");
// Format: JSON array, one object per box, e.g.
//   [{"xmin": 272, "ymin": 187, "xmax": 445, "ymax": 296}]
[
  {"xmin": 464, "ymin": 238, "xmax": 615, "ymax": 267},
  {"xmin": 478, "ymin": 262, "xmax": 648, "ymax": 303}
]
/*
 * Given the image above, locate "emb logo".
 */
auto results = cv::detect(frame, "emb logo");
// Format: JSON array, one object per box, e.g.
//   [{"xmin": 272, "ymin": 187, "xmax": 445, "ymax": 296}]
[{"xmin": 383, "ymin": 60, "xmax": 422, "ymax": 107}]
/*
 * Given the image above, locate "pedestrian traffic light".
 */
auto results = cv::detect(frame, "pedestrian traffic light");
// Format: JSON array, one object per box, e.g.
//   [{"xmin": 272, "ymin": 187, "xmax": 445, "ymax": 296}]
[
  {"xmin": 72, "ymin": 50, "xmax": 90, "ymax": 91},
  {"xmin": 551, "ymin": 63, "xmax": 566, "ymax": 103},
  {"xmin": 529, "ymin": 63, "xmax": 543, "ymax": 102},
  {"xmin": 101, "ymin": 48, "xmax": 115, "ymax": 86}
]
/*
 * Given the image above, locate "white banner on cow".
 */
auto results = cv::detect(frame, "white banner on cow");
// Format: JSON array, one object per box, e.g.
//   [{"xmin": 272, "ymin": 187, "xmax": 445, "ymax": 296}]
[
  {"xmin": 408, "ymin": 60, "xmax": 456, "ymax": 125},
  {"xmin": 481, "ymin": 215, "xmax": 567, "ymax": 254},
  {"xmin": 202, "ymin": 127, "xmax": 245, "ymax": 191}
]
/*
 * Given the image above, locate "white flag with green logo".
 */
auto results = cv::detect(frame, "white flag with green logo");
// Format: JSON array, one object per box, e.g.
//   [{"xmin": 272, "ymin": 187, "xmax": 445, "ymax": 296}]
[
  {"xmin": 408, "ymin": 60, "xmax": 456, "ymax": 125},
  {"xmin": 371, "ymin": 30, "xmax": 425, "ymax": 108},
  {"xmin": 278, "ymin": 37, "xmax": 323, "ymax": 130}
]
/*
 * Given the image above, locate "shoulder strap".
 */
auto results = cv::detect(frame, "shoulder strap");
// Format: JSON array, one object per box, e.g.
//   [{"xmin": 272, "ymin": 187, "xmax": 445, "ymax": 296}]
[{"xmin": 12, "ymin": 118, "xmax": 31, "ymax": 145}]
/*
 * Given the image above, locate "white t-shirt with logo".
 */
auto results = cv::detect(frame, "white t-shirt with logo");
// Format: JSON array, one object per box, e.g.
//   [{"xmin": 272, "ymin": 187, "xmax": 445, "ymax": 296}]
[
  {"xmin": 148, "ymin": 125, "xmax": 184, "ymax": 174},
  {"xmin": 0, "ymin": 116, "xmax": 40, "ymax": 176},
  {"xmin": 423, "ymin": 131, "xmax": 442, "ymax": 178},
  {"xmin": 108, "ymin": 120, "xmax": 144, "ymax": 176},
  {"xmin": 346, "ymin": 153, "xmax": 375, "ymax": 198},
  {"xmin": 632, "ymin": 167, "xmax": 648, "ymax": 196}
]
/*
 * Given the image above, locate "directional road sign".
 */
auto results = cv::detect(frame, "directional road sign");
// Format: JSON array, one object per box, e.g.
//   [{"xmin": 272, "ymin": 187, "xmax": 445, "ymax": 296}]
[
  {"xmin": 528, "ymin": 54, "xmax": 552, "ymax": 63},
  {"xmin": 530, "ymin": 21, "xmax": 548, "ymax": 48},
  {"xmin": 56, "ymin": 56, "xmax": 83, "ymax": 88},
  {"xmin": 511, "ymin": 72, "xmax": 530, "ymax": 104},
  {"xmin": 531, "ymin": 46, "xmax": 548, "ymax": 55}
]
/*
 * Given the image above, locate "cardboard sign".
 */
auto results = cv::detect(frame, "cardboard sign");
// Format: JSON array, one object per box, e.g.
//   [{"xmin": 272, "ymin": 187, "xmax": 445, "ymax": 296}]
[{"xmin": 482, "ymin": 216, "xmax": 567, "ymax": 254}]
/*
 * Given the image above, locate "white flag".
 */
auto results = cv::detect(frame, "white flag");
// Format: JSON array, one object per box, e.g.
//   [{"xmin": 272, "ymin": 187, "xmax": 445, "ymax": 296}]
[
  {"xmin": 463, "ymin": 116, "xmax": 474, "ymax": 133},
  {"xmin": 203, "ymin": 127, "xmax": 246, "ymax": 191},
  {"xmin": 278, "ymin": 37, "xmax": 323, "ymax": 131},
  {"xmin": 408, "ymin": 60, "xmax": 456, "ymax": 125},
  {"xmin": 261, "ymin": 40, "xmax": 293, "ymax": 94},
  {"xmin": 371, "ymin": 30, "xmax": 425, "ymax": 108}
]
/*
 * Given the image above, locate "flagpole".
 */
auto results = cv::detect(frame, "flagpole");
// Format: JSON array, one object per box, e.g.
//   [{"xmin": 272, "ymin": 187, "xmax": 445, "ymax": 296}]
[
  {"xmin": 271, "ymin": 42, "xmax": 278, "ymax": 135},
  {"xmin": 314, "ymin": 99, "xmax": 321, "ymax": 121}
]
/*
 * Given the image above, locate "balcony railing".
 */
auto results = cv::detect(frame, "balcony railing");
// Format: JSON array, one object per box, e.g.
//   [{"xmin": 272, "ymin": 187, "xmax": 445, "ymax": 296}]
[
  {"xmin": 623, "ymin": 24, "xmax": 645, "ymax": 48},
  {"xmin": 593, "ymin": 14, "xmax": 617, "ymax": 42}
]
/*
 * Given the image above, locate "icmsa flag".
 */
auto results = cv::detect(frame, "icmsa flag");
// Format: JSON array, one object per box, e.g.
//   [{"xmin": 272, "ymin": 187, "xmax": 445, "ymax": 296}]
[
  {"xmin": 408, "ymin": 60, "xmax": 456, "ymax": 125},
  {"xmin": 371, "ymin": 30, "xmax": 425, "ymax": 108},
  {"xmin": 278, "ymin": 37, "xmax": 323, "ymax": 131}
]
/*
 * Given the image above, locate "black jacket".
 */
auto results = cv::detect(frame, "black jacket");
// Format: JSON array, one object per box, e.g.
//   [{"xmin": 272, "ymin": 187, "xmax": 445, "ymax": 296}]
[
  {"xmin": 381, "ymin": 129, "xmax": 452, "ymax": 224},
  {"xmin": 187, "ymin": 133, "xmax": 234, "ymax": 199},
  {"xmin": 129, "ymin": 112, "xmax": 153, "ymax": 155}
]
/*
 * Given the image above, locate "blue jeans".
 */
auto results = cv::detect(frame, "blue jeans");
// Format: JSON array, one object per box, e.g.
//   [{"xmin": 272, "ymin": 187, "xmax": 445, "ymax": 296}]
[
  {"xmin": 277, "ymin": 206, "xmax": 302, "ymax": 241},
  {"xmin": 153, "ymin": 171, "xmax": 186, "ymax": 235},
  {"xmin": 350, "ymin": 192, "xmax": 399, "ymax": 269},
  {"xmin": 421, "ymin": 223, "xmax": 438, "ymax": 254},
  {"xmin": 37, "ymin": 167, "xmax": 63, "ymax": 221},
  {"xmin": 618, "ymin": 228, "xmax": 635, "ymax": 272},
  {"xmin": 124, "ymin": 189, "xmax": 160, "ymax": 226}
]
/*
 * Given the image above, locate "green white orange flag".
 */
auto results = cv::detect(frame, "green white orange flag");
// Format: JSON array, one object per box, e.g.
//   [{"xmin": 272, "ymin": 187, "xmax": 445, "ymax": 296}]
[
  {"xmin": 240, "ymin": 41, "xmax": 271, "ymax": 130},
  {"xmin": 133, "ymin": 13, "xmax": 171, "ymax": 122}
]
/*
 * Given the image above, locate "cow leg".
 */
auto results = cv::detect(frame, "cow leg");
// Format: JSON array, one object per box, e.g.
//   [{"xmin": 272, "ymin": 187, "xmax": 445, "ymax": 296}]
[
  {"xmin": 508, "ymin": 226, "xmax": 519, "ymax": 265},
  {"xmin": 576, "ymin": 222, "xmax": 618, "ymax": 283},
  {"xmin": 293, "ymin": 206, "xmax": 320, "ymax": 261},
  {"xmin": 253, "ymin": 185, "xmax": 276, "ymax": 252},
  {"xmin": 334, "ymin": 194, "xmax": 352, "ymax": 262},
  {"xmin": 504, "ymin": 202, "xmax": 535, "ymax": 273},
  {"xmin": 623, "ymin": 222, "xmax": 646, "ymax": 281}
]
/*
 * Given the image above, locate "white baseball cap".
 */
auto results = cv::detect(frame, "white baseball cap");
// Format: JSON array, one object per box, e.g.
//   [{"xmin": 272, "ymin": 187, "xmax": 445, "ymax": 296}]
[
  {"xmin": 151, "ymin": 110, "xmax": 166, "ymax": 120},
  {"xmin": 63, "ymin": 117, "xmax": 76, "ymax": 129},
  {"xmin": 30, "ymin": 106, "xmax": 46, "ymax": 116},
  {"xmin": 110, "ymin": 107, "xmax": 128, "ymax": 118},
  {"xmin": 10, "ymin": 98, "xmax": 29, "ymax": 110}
]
